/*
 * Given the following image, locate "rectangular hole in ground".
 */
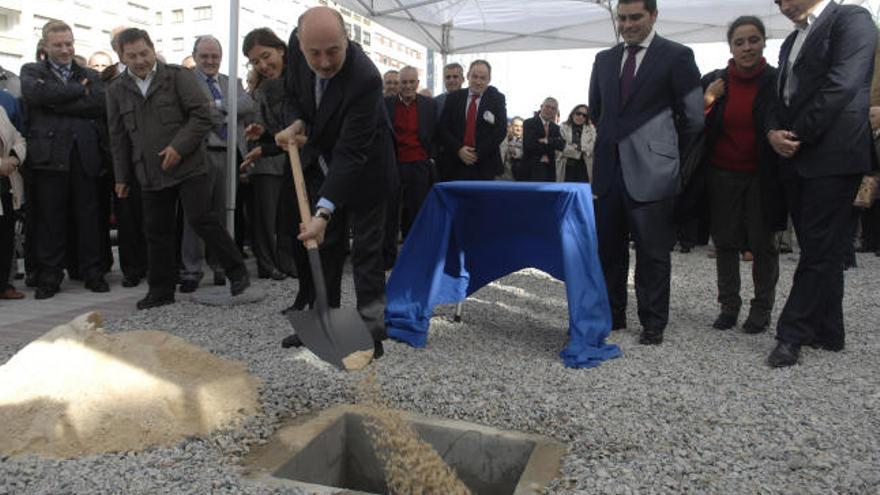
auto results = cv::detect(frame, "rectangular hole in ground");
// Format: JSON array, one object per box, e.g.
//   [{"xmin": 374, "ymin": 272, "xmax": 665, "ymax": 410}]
[{"xmin": 273, "ymin": 413, "xmax": 537, "ymax": 495}]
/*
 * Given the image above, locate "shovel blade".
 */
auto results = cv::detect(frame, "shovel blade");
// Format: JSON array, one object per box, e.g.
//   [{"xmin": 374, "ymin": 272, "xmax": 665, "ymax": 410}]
[{"xmin": 286, "ymin": 307, "xmax": 374, "ymax": 370}]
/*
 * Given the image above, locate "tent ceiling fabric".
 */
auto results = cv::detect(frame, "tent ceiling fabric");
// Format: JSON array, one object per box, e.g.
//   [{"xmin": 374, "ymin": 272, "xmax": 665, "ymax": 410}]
[{"xmin": 337, "ymin": 0, "xmax": 873, "ymax": 54}]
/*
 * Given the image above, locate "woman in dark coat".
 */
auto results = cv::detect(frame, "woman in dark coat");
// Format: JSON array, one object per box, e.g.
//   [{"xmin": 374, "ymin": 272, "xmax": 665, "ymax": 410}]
[
  {"xmin": 242, "ymin": 28, "xmax": 321, "ymax": 312},
  {"xmin": 702, "ymin": 16, "xmax": 787, "ymax": 334}
]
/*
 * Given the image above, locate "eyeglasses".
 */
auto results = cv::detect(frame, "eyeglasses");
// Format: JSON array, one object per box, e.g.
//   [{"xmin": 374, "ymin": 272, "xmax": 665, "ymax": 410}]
[{"xmin": 575, "ymin": 112, "xmax": 588, "ymax": 117}]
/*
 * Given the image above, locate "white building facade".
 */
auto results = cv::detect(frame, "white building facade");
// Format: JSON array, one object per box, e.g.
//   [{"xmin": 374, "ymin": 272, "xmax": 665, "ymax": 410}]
[{"xmin": 0, "ymin": 0, "xmax": 426, "ymax": 82}]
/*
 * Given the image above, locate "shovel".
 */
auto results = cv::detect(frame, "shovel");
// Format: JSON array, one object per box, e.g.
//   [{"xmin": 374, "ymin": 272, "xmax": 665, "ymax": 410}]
[{"xmin": 284, "ymin": 144, "xmax": 374, "ymax": 370}]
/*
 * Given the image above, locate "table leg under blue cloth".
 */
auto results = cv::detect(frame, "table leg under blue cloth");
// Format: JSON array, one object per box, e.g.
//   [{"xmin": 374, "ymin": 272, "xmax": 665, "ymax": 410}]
[{"xmin": 385, "ymin": 181, "xmax": 621, "ymax": 368}]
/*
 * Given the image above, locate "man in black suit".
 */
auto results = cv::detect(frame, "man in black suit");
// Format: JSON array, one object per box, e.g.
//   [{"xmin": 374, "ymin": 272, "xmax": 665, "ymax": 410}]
[
  {"xmin": 383, "ymin": 65, "xmax": 436, "ymax": 266},
  {"xmin": 765, "ymin": 0, "xmax": 878, "ymax": 367},
  {"xmin": 589, "ymin": 0, "xmax": 703, "ymax": 344},
  {"xmin": 20, "ymin": 20, "xmax": 109, "ymax": 298},
  {"xmin": 520, "ymin": 97, "xmax": 565, "ymax": 181},
  {"xmin": 437, "ymin": 60, "xmax": 507, "ymax": 181},
  {"xmin": 275, "ymin": 6, "xmax": 397, "ymax": 355}
]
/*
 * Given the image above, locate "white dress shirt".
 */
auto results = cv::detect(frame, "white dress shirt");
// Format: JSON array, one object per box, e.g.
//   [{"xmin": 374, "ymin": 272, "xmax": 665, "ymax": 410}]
[
  {"xmin": 128, "ymin": 63, "xmax": 157, "ymax": 97},
  {"xmin": 620, "ymin": 29, "xmax": 656, "ymax": 76}
]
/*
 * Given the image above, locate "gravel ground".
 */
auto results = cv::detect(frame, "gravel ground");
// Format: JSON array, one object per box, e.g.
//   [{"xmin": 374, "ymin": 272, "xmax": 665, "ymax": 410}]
[{"xmin": 1, "ymin": 247, "xmax": 878, "ymax": 494}]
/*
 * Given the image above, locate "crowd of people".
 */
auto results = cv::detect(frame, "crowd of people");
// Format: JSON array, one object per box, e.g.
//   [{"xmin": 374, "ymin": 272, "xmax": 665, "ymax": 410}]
[{"xmin": 0, "ymin": 0, "xmax": 877, "ymax": 367}]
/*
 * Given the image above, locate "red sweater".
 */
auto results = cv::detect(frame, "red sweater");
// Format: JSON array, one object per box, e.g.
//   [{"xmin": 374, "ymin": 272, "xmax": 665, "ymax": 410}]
[
  {"xmin": 711, "ymin": 59, "xmax": 766, "ymax": 173},
  {"xmin": 393, "ymin": 97, "xmax": 428, "ymax": 163}
]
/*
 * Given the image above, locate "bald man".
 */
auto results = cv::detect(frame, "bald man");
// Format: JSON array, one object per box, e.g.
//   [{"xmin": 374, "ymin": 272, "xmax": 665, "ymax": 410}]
[{"xmin": 275, "ymin": 7, "xmax": 397, "ymax": 357}]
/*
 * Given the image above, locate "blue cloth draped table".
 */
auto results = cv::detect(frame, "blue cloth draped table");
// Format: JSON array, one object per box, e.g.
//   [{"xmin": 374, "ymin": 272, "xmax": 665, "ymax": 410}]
[{"xmin": 384, "ymin": 181, "xmax": 621, "ymax": 368}]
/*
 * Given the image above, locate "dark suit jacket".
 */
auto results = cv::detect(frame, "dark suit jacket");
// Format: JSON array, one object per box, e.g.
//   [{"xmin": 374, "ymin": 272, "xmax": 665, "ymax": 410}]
[
  {"xmin": 106, "ymin": 63, "xmax": 213, "ymax": 191},
  {"xmin": 283, "ymin": 30, "xmax": 396, "ymax": 210},
  {"xmin": 589, "ymin": 34, "xmax": 703, "ymax": 202},
  {"xmin": 522, "ymin": 115, "xmax": 565, "ymax": 178},
  {"xmin": 437, "ymin": 86, "xmax": 507, "ymax": 179},
  {"xmin": 384, "ymin": 93, "xmax": 436, "ymax": 160},
  {"xmin": 20, "ymin": 59, "xmax": 106, "ymax": 177},
  {"xmin": 769, "ymin": 2, "xmax": 877, "ymax": 178}
]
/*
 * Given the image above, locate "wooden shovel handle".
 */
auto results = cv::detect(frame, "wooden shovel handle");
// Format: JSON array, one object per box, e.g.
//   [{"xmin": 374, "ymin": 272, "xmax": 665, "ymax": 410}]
[{"xmin": 287, "ymin": 145, "xmax": 319, "ymax": 250}]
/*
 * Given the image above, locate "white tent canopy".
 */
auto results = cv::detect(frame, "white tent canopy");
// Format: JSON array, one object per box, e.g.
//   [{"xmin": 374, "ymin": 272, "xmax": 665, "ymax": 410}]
[{"xmin": 335, "ymin": 0, "xmax": 877, "ymax": 54}]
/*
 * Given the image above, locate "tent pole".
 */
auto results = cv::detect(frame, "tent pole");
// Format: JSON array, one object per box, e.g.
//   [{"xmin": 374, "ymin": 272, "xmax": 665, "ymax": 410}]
[{"xmin": 226, "ymin": 0, "xmax": 240, "ymax": 236}]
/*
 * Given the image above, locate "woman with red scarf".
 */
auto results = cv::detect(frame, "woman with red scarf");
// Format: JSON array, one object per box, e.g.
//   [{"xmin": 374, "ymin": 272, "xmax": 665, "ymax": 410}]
[{"xmin": 703, "ymin": 16, "xmax": 787, "ymax": 334}]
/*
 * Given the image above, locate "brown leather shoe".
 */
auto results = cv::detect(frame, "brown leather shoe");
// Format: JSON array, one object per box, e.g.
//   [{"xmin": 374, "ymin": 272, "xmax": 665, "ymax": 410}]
[{"xmin": 0, "ymin": 287, "xmax": 25, "ymax": 299}]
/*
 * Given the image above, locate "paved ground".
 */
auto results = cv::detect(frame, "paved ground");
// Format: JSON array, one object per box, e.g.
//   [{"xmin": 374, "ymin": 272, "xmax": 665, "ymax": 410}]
[{"xmin": 0, "ymin": 256, "xmax": 259, "ymax": 348}]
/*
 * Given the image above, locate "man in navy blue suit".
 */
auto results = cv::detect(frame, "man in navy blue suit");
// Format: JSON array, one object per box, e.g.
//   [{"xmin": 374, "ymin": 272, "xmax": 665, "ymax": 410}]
[
  {"xmin": 437, "ymin": 60, "xmax": 508, "ymax": 181},
  {"xmin": 588, "ymin": 0, "xmax": 703, "ymax": 345},
  {"xmin": 765, "ymin": 0, "xmax": 877, "ymax": 367}
]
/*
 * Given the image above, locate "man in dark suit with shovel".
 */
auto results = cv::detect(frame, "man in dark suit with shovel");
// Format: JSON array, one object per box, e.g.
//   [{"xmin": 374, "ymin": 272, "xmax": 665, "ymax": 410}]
[{"xmin": 275, "ymin": 6, "xmax": 396, "ymax": 359}]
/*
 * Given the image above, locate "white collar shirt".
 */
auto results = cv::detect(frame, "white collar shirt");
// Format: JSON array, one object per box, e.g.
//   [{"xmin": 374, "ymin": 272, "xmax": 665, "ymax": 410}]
[
  {"xmin": 620, "ymin": 28, "xmax": 656, "ymax": 76},
  {"xmin": 465, "ymin": 90, "xmax": 483, "ymax": 115},
  {"xmin": 128, "ymin": 63, "xmax": 157, "ymax": 97}
]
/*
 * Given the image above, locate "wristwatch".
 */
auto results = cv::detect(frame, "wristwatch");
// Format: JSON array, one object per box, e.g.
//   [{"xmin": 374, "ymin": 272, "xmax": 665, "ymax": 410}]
[{"xmin": 314, "ymin": 208, "xmax": 332, "ymax": 222}]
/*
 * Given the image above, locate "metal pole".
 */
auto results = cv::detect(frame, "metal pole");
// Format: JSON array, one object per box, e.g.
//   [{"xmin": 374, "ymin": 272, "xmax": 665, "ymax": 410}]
[{"xmin": 226, "ymin": 0, "xmax": 240, "ymax": 236}]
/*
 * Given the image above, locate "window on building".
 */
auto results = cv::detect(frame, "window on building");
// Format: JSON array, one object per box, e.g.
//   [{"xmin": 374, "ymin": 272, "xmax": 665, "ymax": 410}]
[
  {"xmin": 340, "ymin": 8, "xmax": 351, "ymax": 17},
  {"xmin": 172, "ymin": 9, "xmax": 183, "ymax": 23},
  {"xmin": 353, "ymin": 24, "xmax": 361, "ymax": 43},
  {"xmin": 344, "ymin": 22, "xmax": 351, "ymax": 38},
  {"xmin": 194, "ymin": 6, "xmax": 212, "ymax": 20},
  {"xmin": 172, "ymin": 37, "xmax": 184, "ymax": 51},
  {"xmin": 155, "ymin": 11, "xmax": 162, "ymax": 24},
  {"xmin": 362, "ymin": 32, "xmax": 371, "ymax": 46}
]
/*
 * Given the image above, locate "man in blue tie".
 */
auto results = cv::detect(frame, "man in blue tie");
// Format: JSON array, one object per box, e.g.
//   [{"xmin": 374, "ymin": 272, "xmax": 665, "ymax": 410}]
[
  {"xmin": 179, "ymin": 35, "xmax": 257, "ymax": 293},
  {"xmin": 274, "ymin": 6, "xmax": 397, "ymax": 357},
  {"xmin": 588, "ymin": 0, "xmax": 703, "ymax": 345},
  {"xmin": 20, "ymin": 20, "xmax": 109, "ymax": 299}
]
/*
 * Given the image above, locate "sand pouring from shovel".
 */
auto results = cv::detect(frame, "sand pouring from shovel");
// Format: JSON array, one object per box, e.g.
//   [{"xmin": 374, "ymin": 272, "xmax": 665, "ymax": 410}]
[{"xmin": 283, "ymin": 145, "xmax": 375, "ymax": 371}]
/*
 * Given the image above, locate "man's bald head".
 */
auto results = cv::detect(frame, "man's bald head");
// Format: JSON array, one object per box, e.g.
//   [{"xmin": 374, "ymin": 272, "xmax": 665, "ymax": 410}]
[
  {"xmin": 298, "ymin": 6, "xmax": 347, "ymax": 40},
  {"xmin": 296, "ymin": 6, "xmax": 349, "ymax": 80}
]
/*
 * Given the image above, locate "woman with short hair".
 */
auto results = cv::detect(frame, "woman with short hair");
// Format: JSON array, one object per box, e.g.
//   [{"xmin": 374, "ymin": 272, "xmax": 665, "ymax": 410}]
[{"xmin": 702, "ymin": 16, "xmax": 787, "ymax": 333}]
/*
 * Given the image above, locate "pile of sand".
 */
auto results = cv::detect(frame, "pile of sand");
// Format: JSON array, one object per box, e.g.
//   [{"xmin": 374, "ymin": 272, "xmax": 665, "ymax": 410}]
[{"xmin": 0, "ymin": 312, "xmax": 260, "ymax": 458}]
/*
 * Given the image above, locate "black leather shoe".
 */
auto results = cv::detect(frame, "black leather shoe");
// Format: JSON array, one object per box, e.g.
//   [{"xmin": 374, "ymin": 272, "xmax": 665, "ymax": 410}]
[
  {"xmin": 742, "ymin": 320, "xmax": 768, "ymax": 334},
  {"xmin": 742, "ymin": 311, "xmax": 769, "ymax": 334},
  {"xmin": 230, "ymin": 271, "xmax": 250, "ymax": 296},
  {"xmin": 807, "ymin": 340, "xmax": 844, "ymax": 352},
  {"xmin": 122, "ymin": 276, "xmax": 142, "ymax": 288},
  {"xmin": 34, "ymin": 285, "xmax": 59, "ymax": 300},
  {"xmin": 638, "ymin": 329, "xmax": 663, "ymax": 345},
  {"xmin": 712, "ymin": 312, "xmax": 738, "ymax": 330},
  {"xmin": 281, "ymin": 334, "xmax": 303, "ymax": 348},
  {"xmin": 213, "ymin": 270, "xmax": 226, "ymax": 286},
  {"xmin": 373, "ymin": 340, "xmax": 384, "ymax": 360},
  {"xmin": 270, "ymin": 269, "xmax": 287, "ymax": 281},
  {"xmin": 767, "ymin": 341, "xmax": 800, "ymax": 368},
  {"xmin": 85, "ymin": 276, "xmax": 110, "ymax": 293},
  {"xmin": 179, "ymin": 280, "xmax": 199, "ymax": 293},
  {"xmin": 137, "ymin": 292, "xmax": 175, "ymax": 310}
]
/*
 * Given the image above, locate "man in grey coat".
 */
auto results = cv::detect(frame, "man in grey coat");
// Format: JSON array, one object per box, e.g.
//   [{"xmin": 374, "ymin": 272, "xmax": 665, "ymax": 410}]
[
  {"xmin": 106, "ymin": 28, "xmax": 249, "ymax": 310},
  {"xmin": 179, "ymin": 35, "xmax": 257, "ymax": 292}
]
